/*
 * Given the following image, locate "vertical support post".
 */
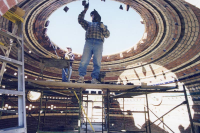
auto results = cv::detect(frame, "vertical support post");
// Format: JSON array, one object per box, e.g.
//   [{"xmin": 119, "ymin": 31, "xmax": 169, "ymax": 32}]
[
  {"xmin": 144, "ymin": 107, "xmax": 148, "ymax": 133},
  {"xmin": 183, "ymin": 85, "xmax": 195, "ymax": 133},
  {"xmin": 37, "ymin": 91, "xmax": 43, "ymax": 132},
  {"xmin": 162, "ymin": 117, "xmax": 164, "ymax": 130},
  {"xmin": 123, "ymin": 98, "xmax": 124, "ymax": 111},
  {"xmin": 123, "ymin": 98, "xmax": 125, "ymax": 130},
  {"xmin": 102, "ymin": 94, "xmax": 103, "ymax": 133},
  {"xmin": 146, "ymin": 94, "xmax": 151, "ymax": 133},
  {"xmin": 65, "ymin": 96, "xmax": 68, "ymax": 127},
  {"xmin": 42, "ymin": 97, "xmax": 47, "ymax": 130},
  {"xmin": 80, "ymin": 89, "xmax": 82, "ymax": 132},
  {"xmin": 17, "ymin": 21, "xmax": 27, "ymax": 132},
  {"xmin": 86, "ymin": 95, "xmax": 88, "ymax": 133},
  {"xmin": 0, "ymin": 95, "xmax": 5, "ymax": 119},
  {"xmin": 107, "ymin": 89, "xmax": 110, "ymax": 133},
  {"xmin": 92, "ymin": 101, "xmax": 93, "ymax": 122},
  {"xmin": 78, "ymin": 89, "xmax": 82, "ymax": 133}
]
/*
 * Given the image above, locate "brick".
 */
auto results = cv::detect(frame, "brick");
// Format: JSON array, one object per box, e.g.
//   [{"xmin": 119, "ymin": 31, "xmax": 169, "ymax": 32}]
[
  {"xmin": 0, "ymin": 0, "xmax": 8, "ymax": 15},
  {"xmin": 6, "ymin": 0, "xmax": 16, "ymax": 9},
  {"xmin": 0, "ymin": 0, "xmax": 5, "ymax": 8},
  {"xmin": 17, "ymin": 0, "xmax": 24, "ymax": 3},
  {"xmin": 0, "ymin": 0, "xmax": 199, "ymax": 85},
  {"xmin": 0, "ymin": 5, "xmax": 8, "ymax": 15}
]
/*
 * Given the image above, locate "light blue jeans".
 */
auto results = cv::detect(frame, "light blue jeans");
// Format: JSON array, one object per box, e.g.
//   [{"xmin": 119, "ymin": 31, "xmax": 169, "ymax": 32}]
[
  {"xmin": 78, "ymin": 38, "xmax": 103, "ymax": 79},
  {"xmin": 62, "ymin": 66, "xmax": 72, "ymax": 82}
]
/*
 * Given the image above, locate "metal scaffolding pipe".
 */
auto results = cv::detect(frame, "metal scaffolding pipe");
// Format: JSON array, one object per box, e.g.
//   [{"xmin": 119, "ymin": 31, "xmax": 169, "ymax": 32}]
[
  {"xmin": 147, "ymin": 107, "xmax": 174, "ymax": 133},
  {"xmin": 37, "ymin": 91, "xmax": 43, "ymax": 132},
  {"xmin": 102, "ymin": 95, "xmax": 103, "ymax": 133},
  {"xmin": 78, "ymin": 89, "xmax": 82, "ymax": 133},
  {"xmin": 146, "ymin": 94, "xmax": 151, "ymax": 133},
  {"xmin": 183, "ymin": 85, "xmax": 195, "ymax": 133},
  {"xmin": 107, "ymin": 89, "xmax": 110, "ymax": 133},
  {"xmin": 144, "ymin": 107, "xmax": 147, "ymax": 133}
]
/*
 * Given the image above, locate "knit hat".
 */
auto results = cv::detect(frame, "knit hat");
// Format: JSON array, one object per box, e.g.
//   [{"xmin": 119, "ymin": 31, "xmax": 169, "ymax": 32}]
[{"xmin": 90, "ymin": 9, "xmax": 101, "ymax": 22}]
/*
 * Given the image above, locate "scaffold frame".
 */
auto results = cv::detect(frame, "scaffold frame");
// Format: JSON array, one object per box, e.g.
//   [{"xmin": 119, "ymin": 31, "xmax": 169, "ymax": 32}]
[{"xmin": 0, "ymin": 20, "xmax": 27, "ymax": 133}]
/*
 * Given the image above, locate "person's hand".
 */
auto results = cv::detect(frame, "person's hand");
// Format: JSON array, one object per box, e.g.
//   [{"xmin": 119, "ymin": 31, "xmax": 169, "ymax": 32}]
[
  {"xmin": 84, "ymin": 3, "xmax": 89, "ymax": 10},
  {"xmin": 100, "ymin": 22, "xmax": 105, "ymax": 29}
]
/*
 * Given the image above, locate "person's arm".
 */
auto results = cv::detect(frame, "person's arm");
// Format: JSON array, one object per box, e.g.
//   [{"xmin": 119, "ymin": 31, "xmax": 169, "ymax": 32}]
[
  {"xmin": 67, "ymin": 52, "xmax": 74, "ymax": 61},
  {"xmin": 78, "ymin": 9, "xmax": 89, "ymax": 30},
  {"xmin": 100, "ymin": 23, "xmax": 110, "ymax": 38},
  {"xmin": 64, "ymin": 53, "xmax": 69, "ymax": 59}
]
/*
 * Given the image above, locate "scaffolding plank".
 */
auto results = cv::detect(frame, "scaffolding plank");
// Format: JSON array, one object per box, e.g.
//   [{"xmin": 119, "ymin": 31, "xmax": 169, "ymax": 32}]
[
  {"xmin": 0, "ymin": 89, "xmax": 23, "ymax": 95},
  {"xmin": 39, "ymin": 58, "xmax": 72, "ymax": 69},
  {"xmin": 27, "ymin": 80, "xmax": 176, "ymax": 90},
  {"xmin": 0, "ymin": 55, "xmax": 23, "ymax": 66},
  {"xmin": 28, "ymin": 80, "xmax": 135, "ymax": 90}
]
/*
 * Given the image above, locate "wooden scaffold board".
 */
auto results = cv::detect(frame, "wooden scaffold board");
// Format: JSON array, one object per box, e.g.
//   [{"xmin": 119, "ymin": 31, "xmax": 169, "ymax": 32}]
[{"xmin": 27, "ymin": 79, "xmax": 176, "ymax": 91}]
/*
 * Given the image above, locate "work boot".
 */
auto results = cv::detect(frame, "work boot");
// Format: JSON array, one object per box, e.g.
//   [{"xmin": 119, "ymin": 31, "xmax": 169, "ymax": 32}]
[
  {"xmin": 77, "ymin": 76, "xmax": 84, "ymax": 83},
  {"xmin": 91, "ymin": 78, "xmax": 100, "ymax": 84}
]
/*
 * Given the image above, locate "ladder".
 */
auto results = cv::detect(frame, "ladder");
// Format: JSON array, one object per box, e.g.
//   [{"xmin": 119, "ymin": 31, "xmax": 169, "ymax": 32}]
[
  {"xmin": 0, "ymin": 24, "xmax": 18, "ymax": 83},
  {"xmin": 0, "ymin": 8, "xmax": 27, "ymax": 133}
]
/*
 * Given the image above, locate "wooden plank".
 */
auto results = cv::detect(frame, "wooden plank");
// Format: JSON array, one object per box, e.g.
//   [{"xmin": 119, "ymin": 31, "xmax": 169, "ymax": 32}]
[
  {"xmin": 27, "ymin": 79, "xmax": 176, "ymax": 90},
  {"xmin": 28, "ymin": 80, "xmax": 134, "ymax": 90},
  {"xmin": 39, "ymin": 58, "xmax": 72, "ymax": 69}
]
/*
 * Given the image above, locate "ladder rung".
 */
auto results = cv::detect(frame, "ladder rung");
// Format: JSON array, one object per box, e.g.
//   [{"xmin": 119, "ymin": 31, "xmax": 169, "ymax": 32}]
[
  {"xmin": 0, "ymin": 89, "xmax": 24, "ymax": 96},
  {"xmin": 0, "ymin": 109, "xmax": 18, "ymax": 113},
  {"xmin": 0, "ymin": 28, "xmax": 22, "ymax": 41},
  {"xmin": 0, "ymin": 55, "xmax": 23, "ymax": 66}
]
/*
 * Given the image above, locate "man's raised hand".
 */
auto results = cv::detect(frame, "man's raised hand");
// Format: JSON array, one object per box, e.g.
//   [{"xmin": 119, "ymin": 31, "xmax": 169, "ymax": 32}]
[{"xmin": 84, "ymin": 3, "xmax": 89, "ymax": 10}]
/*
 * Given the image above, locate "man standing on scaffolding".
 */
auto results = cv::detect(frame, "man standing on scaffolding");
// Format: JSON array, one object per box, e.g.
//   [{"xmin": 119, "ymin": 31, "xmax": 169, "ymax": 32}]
[
  {"xmin": 77, "ymin": 3, "xmax": 110, "ymax": 84},
  {"xmin": 62, "ymin": 46, "xmax": 74, "ymax": 82}
]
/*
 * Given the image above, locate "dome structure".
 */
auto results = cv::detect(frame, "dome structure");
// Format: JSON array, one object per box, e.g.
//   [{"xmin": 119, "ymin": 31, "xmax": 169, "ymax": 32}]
[
  {"xmin": 0, "ymin": 0, "xmax": 200, "ymax": 133},
  {"xmin": 0, "ymin": 0, "xmax": 199, "ymax": 84}
]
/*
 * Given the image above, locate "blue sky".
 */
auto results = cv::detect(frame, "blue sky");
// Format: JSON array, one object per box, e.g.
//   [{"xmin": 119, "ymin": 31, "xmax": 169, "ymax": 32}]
[{"xmin": 47, "ymin": 0, "xmax": 144, "ymax": 55}]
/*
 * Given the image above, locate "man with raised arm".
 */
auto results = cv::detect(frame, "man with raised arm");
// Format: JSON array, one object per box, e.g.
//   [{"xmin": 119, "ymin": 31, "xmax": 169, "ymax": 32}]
[{"xmin": 77, "ymin": 3, "xmax": 110, "ymax": 84}]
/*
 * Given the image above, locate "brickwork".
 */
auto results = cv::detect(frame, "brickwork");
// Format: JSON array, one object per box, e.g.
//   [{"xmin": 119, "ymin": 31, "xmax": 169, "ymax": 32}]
[
  {"xmin": 1, "ymin": 0, "xmax": 200, "ymax": 132},
  {"xmin": 0, "ymin": 0, "xmax": 200, "ymax": 84},
  {"xmin": 0, "ymin": 0, "xmax": 23, "ymax": 16},
  {"xmin": 0, "ymin": 115, "xmax": 79, "ymax": 133},
  {"xmin": 0, "ymin": 95, "xmax": 79, "ymax": 132}
]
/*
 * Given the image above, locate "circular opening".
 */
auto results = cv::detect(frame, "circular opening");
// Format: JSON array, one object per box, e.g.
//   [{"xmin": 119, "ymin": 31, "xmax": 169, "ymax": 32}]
[{"xmin": 47, "ymin": 0, "xmax": 144, "ymax": 55}]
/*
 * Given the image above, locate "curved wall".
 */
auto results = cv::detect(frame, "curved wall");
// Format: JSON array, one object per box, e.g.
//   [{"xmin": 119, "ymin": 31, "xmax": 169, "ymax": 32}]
[
  {"xmin": 0, "ymin": 1, "xmax": 200, "ymax": 132},
  {"xmin": 1, "ymin": 0, "xmax": 199, "ymax": 84}
]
